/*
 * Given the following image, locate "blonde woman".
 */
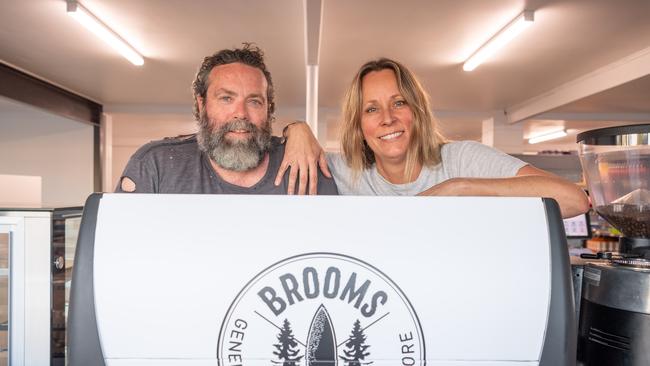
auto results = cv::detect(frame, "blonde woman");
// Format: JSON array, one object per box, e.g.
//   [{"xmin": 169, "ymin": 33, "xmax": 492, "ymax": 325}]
[{"xmin": 278, "ymin": 58, "xmax": 588, "ymax": 218}]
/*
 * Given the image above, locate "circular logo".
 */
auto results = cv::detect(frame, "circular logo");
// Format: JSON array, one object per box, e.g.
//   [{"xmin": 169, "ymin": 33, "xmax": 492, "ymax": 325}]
[{"xmin": 217, "ymin": 253, "xmax": 425, "ymax": 366}]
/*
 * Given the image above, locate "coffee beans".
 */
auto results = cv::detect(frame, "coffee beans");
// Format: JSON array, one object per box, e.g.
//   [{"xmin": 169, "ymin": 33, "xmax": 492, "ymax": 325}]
[{"xmin": 597, "ymin": 204, "xmax": 650, "ymax": 238}]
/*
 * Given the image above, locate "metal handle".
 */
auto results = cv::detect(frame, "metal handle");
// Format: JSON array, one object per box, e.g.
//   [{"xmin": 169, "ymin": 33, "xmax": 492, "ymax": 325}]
[
  {"xmin": 580, "ymin": 252, "xmax": 642, "ymax": 260},
  {"xmin": 53, "ymin": 255, "xmax": 65, "ymax": 271}
]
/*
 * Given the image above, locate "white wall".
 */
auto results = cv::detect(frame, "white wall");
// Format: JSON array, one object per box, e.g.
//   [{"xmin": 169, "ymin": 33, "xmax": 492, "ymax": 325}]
[
  {"xmin": 0, "ymin": 97, "xmax": 94, "ymax": 207},
  {"xmin": 0, "ymin": 174, "xmax": 42, "ymax": 207}
]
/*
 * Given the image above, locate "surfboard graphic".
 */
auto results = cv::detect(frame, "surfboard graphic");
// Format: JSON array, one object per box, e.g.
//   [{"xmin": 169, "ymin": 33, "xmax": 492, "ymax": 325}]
[{"xmin": 306, "ymin": 304, "xmax": 337, "ymax": 366}]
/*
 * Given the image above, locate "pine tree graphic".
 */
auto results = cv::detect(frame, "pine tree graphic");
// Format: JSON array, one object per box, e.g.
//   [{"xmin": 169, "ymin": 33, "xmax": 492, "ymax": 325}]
[
  {"xmin": 340, "ymin": 319, "xmax": 371, "ymax": 366},
  {"xmin": 272, "ymin": 319, "xmax": 303, "ymax": 366}
]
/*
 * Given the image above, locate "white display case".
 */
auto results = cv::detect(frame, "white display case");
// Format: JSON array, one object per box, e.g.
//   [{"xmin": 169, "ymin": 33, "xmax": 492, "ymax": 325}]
[{"xmin": 0, "ymin": 207, "xmax": 82, "ymax": 366}]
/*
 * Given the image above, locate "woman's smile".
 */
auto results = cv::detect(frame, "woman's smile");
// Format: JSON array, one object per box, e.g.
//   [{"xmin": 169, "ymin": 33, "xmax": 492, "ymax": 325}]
[{"xmin": 378, "ymin": 130, "xmax": 404, "ymax": 140}]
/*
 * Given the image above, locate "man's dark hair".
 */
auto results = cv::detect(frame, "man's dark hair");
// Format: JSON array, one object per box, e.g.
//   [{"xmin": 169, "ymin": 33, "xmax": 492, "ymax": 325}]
[{"xmin": 191, "ymin": 43, "xmax": 275, "ymax": 121}]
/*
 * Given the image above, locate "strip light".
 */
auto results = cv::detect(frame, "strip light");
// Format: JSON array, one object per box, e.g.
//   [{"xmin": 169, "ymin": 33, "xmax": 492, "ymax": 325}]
[
  {"xmin": 463, "ymin": 10, "xmax": 534, "ymax": 72},
  {"xmin": 528, "ymin": 129, "xmax": 567, "ymax": 144},
  {"xmin": 66, "ymin": 0, "xmax": 144, "ymax": 66}
]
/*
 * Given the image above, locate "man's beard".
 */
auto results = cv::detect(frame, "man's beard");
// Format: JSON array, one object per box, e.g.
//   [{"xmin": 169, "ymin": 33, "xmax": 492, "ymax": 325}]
[{"xmin": 196, "ymin": 110, "xmax": 272, "ymax": 171}]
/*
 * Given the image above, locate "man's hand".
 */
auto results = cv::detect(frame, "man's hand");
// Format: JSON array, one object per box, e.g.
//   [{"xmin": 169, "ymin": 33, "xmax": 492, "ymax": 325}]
[{"xmin": 275, "ymin": 121, "xmax": 332, "ymax": 195}]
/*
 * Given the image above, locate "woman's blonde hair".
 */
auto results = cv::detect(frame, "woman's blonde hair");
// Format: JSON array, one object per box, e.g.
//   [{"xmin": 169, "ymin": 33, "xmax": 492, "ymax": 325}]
[{"xmin": 341, "ymin": 58, "xmax": 446, "ymax": 180}]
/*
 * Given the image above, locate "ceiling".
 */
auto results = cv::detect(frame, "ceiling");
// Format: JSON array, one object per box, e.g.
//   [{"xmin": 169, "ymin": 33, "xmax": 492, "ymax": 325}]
[
  {"xmin": 551, "ymin": 74, "xmax": 650, "ymax": 114},
  {"xmin": 1, "ymin": 0, "xmax": 649, "ymax": 152}
]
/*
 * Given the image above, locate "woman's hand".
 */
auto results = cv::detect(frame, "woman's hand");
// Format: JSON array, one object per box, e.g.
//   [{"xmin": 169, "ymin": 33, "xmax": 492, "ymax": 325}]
[
  {"xmin": 275, "ymin": 121, "xmax": 332, "ymax": 195},
  {"xmin": 417, "ymin": 178, "xmax": 470, "ymax": 196}
]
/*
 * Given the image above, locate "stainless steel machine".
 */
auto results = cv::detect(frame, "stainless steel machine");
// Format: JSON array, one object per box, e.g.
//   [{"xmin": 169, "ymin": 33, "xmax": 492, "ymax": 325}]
[{"xmin": 576, "ymin": 124, "xmax": 650, "ymax": 365}]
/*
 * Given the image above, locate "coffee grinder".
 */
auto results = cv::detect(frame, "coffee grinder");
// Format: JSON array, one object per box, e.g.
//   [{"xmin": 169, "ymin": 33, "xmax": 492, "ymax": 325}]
[{"xmin": 576, "ymin": 124, "xmax": 650, "ymax": 365}]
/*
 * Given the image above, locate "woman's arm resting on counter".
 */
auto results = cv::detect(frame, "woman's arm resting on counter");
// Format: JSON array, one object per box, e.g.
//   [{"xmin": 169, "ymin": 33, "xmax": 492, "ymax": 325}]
[
  {"xmin": 274, "ymin": 121, "xmax": 331, "ymax": 195},
  {"xmin": 417, "ymin": 165, "xmax": 590, "ymax": 218}
]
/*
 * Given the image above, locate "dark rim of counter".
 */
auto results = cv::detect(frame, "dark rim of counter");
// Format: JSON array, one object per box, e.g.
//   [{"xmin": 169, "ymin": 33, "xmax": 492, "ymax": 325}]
[{"xmin": 577, "ymin": 124, "xmax": 650, "ymax": 145}]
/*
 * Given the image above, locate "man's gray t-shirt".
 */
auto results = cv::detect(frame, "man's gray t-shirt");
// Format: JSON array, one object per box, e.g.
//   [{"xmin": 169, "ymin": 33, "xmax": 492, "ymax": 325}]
[
  {"xmin": 116, "ymin": 135, "xmax": 338, "ymax": 195},
  {"xmin": 327, "ymin": 140, "xmax": 527, "ymax": 195}
]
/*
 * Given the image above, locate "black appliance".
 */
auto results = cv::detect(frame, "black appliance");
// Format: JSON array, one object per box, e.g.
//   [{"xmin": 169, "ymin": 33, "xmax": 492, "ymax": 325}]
[{"xmin": 576, "ymin": 124, "xmax": 650, "ymax": 365}]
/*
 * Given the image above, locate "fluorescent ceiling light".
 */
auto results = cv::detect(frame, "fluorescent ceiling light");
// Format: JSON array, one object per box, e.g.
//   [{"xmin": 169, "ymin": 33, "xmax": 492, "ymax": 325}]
[
  {"xmin": 528, "ymin": 129, "xmax": 567, "ymax": 144},
  {"xmin": 463, "ymin": 10, "xmax": 534, "ymax": 72},
  {"xmin": 66, "ymin": 0, "xmax": 144, "ymax": 66}
]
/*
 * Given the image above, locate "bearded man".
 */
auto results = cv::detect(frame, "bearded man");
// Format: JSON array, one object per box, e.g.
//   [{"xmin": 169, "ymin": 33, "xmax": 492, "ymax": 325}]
[{"xmin": 116, "ymin": 44, "xmax": 338, "ymax": 195}]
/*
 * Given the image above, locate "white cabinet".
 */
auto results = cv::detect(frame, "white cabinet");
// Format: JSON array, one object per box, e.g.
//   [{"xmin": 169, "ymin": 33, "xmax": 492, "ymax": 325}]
[{"xmin": 0, "ymin": 208, "xmax": 82, "ymax": 366}]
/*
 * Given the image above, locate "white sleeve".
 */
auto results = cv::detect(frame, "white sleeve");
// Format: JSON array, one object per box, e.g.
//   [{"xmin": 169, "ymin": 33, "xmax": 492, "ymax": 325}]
[
  {"xmin": 325, "ymin": 152, "xmax": 347, "ymax": 177},
  {"xmin": 442, "ymin": 141, "xmax": 527, "ymax": 179},
  {"xmin": 325, "ymin": 153, "xmax": 358, "ymax": 195}
]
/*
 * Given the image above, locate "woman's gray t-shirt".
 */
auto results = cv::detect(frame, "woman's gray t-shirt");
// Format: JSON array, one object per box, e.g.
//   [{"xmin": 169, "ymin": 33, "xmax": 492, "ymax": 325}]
[{"xmin": 326, "ymin": 141, "xmax": 527, "ymax": 195}]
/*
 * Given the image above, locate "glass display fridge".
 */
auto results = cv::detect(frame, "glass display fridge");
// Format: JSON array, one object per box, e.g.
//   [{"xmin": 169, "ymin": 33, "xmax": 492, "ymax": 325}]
[{"xmin": 0, "ymin": 207, "xmax": 82, "ymax": 366}]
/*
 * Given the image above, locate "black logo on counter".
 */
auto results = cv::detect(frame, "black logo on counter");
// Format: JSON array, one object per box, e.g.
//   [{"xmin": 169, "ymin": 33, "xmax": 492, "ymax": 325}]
[{"xmin": 217, "ymin": 253, "xmax": 425, "ymax": 366}]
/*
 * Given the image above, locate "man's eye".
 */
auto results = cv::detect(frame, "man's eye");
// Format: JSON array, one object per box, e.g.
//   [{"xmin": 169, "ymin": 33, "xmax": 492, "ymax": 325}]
[
  {"xmin": 249, "ymin": 99, "xmax": 263, "ymax": 106},
  {"xmin": 219, "ymin": 96, "xmax": 232, "ymax": 102}
]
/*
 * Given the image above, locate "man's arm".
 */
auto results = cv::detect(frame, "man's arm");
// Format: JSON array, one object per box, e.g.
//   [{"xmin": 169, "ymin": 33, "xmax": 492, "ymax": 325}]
[
  {"xmin": 417, "ymin": 165, "xmax": 590, "ymax": 218},
  {"xmin": 274, "ymin": 121, "xmax": 331, "ymax": 195},
  {"xmin": 115, "ymin": 150, "xmax": 158, "ymax": 193}
]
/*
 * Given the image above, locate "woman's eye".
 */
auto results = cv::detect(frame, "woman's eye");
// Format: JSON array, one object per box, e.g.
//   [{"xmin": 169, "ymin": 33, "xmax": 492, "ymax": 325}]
[
  {"xmin": 365, "ymin": 106, "xmax": 377, "ymax": 113},
  {"xmin": 394, "ymin": 100, "xmax": 406, "ymax": 107}
]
